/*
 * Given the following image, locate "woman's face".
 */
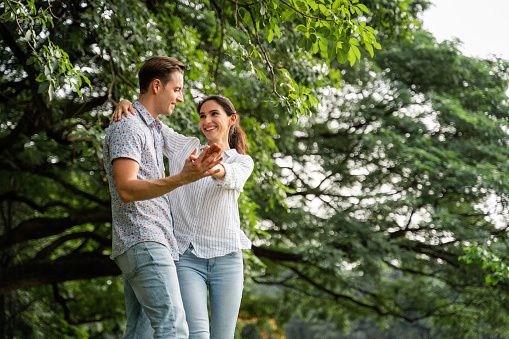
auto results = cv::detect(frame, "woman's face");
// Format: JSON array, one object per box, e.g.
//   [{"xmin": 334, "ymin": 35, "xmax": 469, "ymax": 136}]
[{"xmin": 199, "ymin": 100, "xmax": 236, "ymax": 145}]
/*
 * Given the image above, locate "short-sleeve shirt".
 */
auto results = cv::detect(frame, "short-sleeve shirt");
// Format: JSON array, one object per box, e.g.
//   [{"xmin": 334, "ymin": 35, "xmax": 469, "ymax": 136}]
[
  {"xmin": 103, "ymin": 101, "xmax": 179, "ymax": 260},
  {"xmin": 161, "ymin": 124, "xmax": 254, "ymax": 259}
]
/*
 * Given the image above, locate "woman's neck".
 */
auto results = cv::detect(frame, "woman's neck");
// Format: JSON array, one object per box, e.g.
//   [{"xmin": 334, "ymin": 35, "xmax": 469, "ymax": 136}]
[{"xmin": 207, "ymin": 139, "xmax": 230, "ymax": 152}]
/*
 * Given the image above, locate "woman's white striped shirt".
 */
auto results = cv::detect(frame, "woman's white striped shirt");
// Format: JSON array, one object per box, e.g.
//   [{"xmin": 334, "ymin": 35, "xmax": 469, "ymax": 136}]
[{"xmin": 161, "ymin": 124, "xmax": 253, "ymax": 259}]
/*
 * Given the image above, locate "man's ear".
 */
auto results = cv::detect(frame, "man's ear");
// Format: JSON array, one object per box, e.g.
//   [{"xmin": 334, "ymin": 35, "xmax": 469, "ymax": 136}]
[{"xmin": 152, "ymin": 79, "xmax": 161, "ymax": 94}]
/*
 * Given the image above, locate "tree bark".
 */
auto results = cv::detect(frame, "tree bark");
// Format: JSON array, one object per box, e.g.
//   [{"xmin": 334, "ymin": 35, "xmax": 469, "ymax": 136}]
[
  {"xmin": 0, "ymin": 208, "xmax": 111, "ymax": 249},
  {"xmin": 0, "ymin": 252, "xmax": 120, "ymax": 295}
]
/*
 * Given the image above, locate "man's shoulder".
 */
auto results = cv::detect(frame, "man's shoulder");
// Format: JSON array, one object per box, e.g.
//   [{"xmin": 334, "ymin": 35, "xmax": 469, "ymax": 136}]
[{"xmin": 106, "ymin": 114, "xmax": 145, "ymax": 136}]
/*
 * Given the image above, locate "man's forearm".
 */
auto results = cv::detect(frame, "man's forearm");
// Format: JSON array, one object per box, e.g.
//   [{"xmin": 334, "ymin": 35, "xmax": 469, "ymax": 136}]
[
  {"xmin": 117, "ymin": 173, "xmax": 188, "ymax": 203},
  {"xmin": 113, "ymin": 144, "xmax": 222, "ymax": 203}
]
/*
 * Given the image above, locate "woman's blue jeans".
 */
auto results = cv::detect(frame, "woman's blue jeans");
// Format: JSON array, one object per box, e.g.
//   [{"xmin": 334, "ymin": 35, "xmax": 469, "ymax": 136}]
[
  {"xmin": 175, "ymin": 247, "xmax": 244, "ymax": 339},
  {"xmin": 115, "ymin": 241, "xmax": 188, "ymax": 339}
]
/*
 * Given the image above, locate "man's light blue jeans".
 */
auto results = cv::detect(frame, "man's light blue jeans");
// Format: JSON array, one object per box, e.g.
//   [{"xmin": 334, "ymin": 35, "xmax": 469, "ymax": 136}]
[
  {"xmin": 175, "ymin": 246, "xmax": 244, "ymax": 339},
  {"xmin": 115, "ymin": 241, "xmax": 189, "ymax": 339}
]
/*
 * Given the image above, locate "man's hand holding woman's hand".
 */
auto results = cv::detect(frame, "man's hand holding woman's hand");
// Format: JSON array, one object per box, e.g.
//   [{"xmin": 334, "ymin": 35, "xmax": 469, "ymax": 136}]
[
  {"xmin": 111, "ymin": 99, "xmax": 224, "ymax": 183},
  {"xmin": 181, "ymin": 144, "xmax": 223, "ymax": 184}
]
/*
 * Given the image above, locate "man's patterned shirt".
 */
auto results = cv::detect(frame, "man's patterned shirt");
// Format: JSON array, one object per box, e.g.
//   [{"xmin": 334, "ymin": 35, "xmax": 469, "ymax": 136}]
[{"xmin": 103, "ymin": 101, "xmax": 178, "ymax": 260}]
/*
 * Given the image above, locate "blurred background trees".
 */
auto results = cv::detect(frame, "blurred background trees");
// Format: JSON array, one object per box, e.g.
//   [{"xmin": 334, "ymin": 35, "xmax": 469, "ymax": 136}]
[{"xmin": 1, "ymin": 0, "xmax": 509, "ymax": 337}]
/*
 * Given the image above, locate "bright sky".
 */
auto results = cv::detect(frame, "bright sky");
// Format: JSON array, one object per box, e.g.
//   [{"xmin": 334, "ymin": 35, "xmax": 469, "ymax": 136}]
[{"xmin": 421, "ymin": 0, "xmax": 509, "ymax": 60}]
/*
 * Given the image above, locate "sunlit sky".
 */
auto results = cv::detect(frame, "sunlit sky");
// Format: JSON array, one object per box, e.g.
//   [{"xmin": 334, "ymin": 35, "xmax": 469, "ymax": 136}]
[{"xmin": 421, "ymin": 0, "xmax": 509, "ymax": 60}]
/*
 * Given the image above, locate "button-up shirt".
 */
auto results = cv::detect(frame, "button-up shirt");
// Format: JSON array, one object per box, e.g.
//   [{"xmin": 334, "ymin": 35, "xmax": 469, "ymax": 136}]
[
  {"xmin": 161, "ymin": 124, "xmax": 254, "ymax": 259},
  {"xmin": 103, "ymin": 101, "xmax": 178, "ymax": 260}
]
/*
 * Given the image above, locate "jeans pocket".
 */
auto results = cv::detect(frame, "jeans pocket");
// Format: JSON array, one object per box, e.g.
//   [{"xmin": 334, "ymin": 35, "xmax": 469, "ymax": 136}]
[{"xmin": 116, "ymin": 245, "xmax": 138, "ymax": 278}]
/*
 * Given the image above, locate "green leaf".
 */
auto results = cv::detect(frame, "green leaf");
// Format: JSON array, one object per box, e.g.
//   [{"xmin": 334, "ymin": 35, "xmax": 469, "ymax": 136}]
[
  {"xmin": 297, "ymin": 36, "xmax": 307, "ymax": 49},
  {"xmin": 319, "ymin": 4, "xmax": 328, "ymax": 15},
  {"xmin": 267, "ymin": 29, "xmax": 274, "ymax": 43},
  {"xmin": 336, "ymin": 48, "xmax": 348, "ymax": 63},
  {"xmin": 274, "ymin": 24, "xmax": 281, "ymax": 39},
  {"xmin": 349, "ymin": 38, "xmax": 359, "ymax": 46},
  {"xmin": 296, "ymin": 25, "xmax": 307, "ymax": 33},
  {"xmin": 38, "ymin": 81, "xmax": 50, "ymax": 93},
  {"xmin": 279, "ymin": 68, "xmax": 291, "ymax": 79},
  {"xmin": 312, "ymin": 41, "xmax": 319, "ymax": 54},
  {"xmin": 351, "ymin": 44, "xmax": 361, "ymax": 59},
  {"xmin": 35, "ymin": 73, "xmax": 46, "ymax": 82},
  {"xmin": 305, "ymin": 37, "xmax": 313, "ymax": 51},
  {"xmin": 73, "ymin": 82, "xmax": 82, "ymax": 96},
  {"xmin": 365, "ymin": 42, "xmax": 374, "ymax": 57},
  {"xmin": 357, "ymin": 4, "xmax": 369, "ymax": 13},
  {"xmin": 82, "ymin": 75, "xmax": 91, "ymax": 86},
  {"xmin": 319, "ymin": 38, "xmax": 328, "ymax": 53},
  {"xmin": 327, "ymin": 45, "xmax": 336, "ymax": 63},
  {"xmin": 348, "ymin": 48, "xmax": 356, "ymax": 66}
]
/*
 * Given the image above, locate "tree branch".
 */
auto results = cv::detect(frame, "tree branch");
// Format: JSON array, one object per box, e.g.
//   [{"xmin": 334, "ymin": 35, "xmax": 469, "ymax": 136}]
[
  {"xmin": 0, "ymin": 207, "xmax": 112, "ymax": 248},
  {"xmin": 252, "ymin": 245, "xmax": 303, "ymax": 262},
  {"xmin": 35, "ymin": 231, "xmax": 111, "ymax": 260},
  {"xmin": 0, "ymin": 251, "xmax": 120, "ymax": 295}
]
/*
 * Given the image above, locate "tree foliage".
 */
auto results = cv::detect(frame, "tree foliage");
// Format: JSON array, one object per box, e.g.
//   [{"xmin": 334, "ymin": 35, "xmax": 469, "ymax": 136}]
[
  {"xmin": 5, "ymin": 0, "xmax": 509, "ymax": 337},
  {"xmin": 251, "ymin": 31, "xmax": 509, "ymax": 337}
]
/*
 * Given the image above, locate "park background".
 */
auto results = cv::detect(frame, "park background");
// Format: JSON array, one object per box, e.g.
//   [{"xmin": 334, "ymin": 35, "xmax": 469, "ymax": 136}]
[{"xmin": 1, "ymin": 0, "xmax": 509, "ymax": 338}]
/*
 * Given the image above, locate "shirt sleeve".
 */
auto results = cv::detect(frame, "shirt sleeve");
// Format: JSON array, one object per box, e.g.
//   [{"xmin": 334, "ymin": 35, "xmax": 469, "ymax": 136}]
[
  {"xmin": 161, "ymin": 123, "xmax": 199, "ymax": 161},
  {"xmin": 107, "ymin": 117, "xmax": 143, "ymax": 164},
  {"xmin": 215, "ymin": 154, "xmax": 254, "ymax": 192}
]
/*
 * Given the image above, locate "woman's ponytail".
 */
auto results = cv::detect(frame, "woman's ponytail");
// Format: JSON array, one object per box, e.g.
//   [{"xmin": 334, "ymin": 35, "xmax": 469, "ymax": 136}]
[{"xmin": 228, "ymin": 121, "xmax": 248, "ymax": 155}]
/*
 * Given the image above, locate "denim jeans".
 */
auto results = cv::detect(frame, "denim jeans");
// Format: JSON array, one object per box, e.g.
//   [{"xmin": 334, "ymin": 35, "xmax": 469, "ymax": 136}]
[
  {"xmin": 115, "ymin": 241, "xmax": 189, "ymax": 339},
  {"xmin": 175, "ymin": 247, "xmax": 244, "ymax": 339}
]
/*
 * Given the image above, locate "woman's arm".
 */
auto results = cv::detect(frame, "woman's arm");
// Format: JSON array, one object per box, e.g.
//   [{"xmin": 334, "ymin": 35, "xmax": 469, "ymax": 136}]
[
  {"xmin": 111, "ymin": 100, "xmax": 135, "ymax": 123},
  {"xmin": 160, "ymin": 123, "xmax": 200, "ymax": 160},
  {"xmin": 211, "ymin": 164, "xmax": 226, "ymax": 180},
  {"xmin": 214, "ymin": 155, "xmax": 254, "ymax": 191},
  {"xmin": 109, "ymin": 100, "xmax": 199, "ymax": 160}
]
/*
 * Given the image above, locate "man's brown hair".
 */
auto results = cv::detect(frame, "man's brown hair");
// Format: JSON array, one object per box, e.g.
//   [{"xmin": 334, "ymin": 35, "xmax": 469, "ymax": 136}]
[{"xmin": 138, "ymin": 56, "xmax": 185, "ymax": 95}]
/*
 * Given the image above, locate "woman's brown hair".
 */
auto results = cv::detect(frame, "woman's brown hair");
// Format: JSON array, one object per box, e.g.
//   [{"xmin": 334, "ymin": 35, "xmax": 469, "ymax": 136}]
[{"xmin": 197, "ymin": 96, "xmax": 249, "ymax": 154}]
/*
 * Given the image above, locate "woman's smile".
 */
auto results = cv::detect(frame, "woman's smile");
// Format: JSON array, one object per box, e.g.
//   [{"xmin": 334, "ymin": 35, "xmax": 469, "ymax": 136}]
[{"xmin": 199, "ymin": 100, "xmax": 236, "ymax": 149}]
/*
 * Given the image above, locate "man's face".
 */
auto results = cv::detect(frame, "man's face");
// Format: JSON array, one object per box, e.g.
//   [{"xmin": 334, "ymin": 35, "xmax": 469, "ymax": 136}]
[{"xmin": 155, "ymin": 72, "xmax": 184, "ymax": 117}]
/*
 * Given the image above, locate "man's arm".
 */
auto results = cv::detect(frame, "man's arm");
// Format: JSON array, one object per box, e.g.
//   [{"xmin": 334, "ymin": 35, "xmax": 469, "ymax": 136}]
[{"xmin": 113, "ymin": 144, "xmax": 223, "ymax": 203}]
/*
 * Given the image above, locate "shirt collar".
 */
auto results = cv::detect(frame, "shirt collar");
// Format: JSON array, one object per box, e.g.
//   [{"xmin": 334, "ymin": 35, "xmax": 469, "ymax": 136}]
[{"xmin": 133, "ymin": 100, "xmax": 162, "ymax": 131}]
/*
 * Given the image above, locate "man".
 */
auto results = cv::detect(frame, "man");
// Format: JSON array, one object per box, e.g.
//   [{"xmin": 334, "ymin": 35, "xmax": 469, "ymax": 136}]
[{"xmin": 103, "ymin": 56, "xmax": 222, "ymax": 338}]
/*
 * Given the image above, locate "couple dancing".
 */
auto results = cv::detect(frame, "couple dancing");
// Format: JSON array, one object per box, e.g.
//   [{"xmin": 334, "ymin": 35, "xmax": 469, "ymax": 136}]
[{"xmin": 103, "ymin": 56, "xmax": 253, "ymax": 338}]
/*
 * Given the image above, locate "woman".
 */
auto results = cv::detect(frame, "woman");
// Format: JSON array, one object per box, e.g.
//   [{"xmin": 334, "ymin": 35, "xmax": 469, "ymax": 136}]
[{"xmin": 113, "ymin": 95, "xmax": 253, "ymax": 339}]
